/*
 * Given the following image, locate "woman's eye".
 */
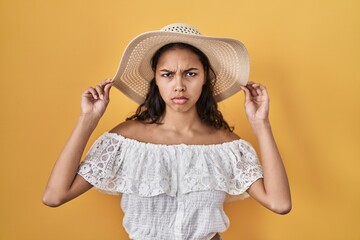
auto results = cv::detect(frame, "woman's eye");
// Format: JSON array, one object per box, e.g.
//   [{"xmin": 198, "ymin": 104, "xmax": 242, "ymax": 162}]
[
  {"xmin": 186, "ymin": 72, "xmax": 197, "ymax": 77},
  {"xmin": 161, "ymin": 73, "xmax": 172, "ymax": 77}
]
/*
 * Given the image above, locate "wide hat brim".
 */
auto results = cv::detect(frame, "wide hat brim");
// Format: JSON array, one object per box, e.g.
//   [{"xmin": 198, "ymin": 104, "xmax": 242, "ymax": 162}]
[{"xmin": 113, "ymin": 26, "xmax": 250, "ymax": 104}]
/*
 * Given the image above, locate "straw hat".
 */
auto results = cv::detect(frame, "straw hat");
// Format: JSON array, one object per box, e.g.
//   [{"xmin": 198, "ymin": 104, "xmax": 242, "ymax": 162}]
[{"xmin": 113, "ymin": 23, "xmax": 250, "ymax": 103}]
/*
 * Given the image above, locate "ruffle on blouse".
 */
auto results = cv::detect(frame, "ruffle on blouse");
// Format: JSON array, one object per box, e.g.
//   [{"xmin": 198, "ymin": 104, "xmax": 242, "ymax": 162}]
[{"xmin": 78, "ymin": 132, "xmax": 263, "ymax": 199}]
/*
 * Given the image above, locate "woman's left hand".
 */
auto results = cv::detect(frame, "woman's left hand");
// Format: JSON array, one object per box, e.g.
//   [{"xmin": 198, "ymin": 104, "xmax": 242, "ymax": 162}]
[{"xmin": 240, "ymin": 82, "xmax": 270, "ymax": 124}]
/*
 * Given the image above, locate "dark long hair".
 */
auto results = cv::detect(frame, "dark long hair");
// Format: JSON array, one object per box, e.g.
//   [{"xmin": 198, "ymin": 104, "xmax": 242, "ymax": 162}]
[{"xmin": 126, "ymin": 42, "xmax": 233, "ymax": 131}]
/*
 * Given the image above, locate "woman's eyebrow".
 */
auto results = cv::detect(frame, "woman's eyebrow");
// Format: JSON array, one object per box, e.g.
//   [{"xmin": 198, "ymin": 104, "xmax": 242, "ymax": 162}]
[
  {"xmin": 159, "ymin": 69, "xmax": 174, "ymax": 72},
  {"xmin": 159, "ymin": 68, "xmax": 199, "ymax": 72},
  {"xmin": 184, "ymin": 68, "xmax": 198, "ymax": 72}
]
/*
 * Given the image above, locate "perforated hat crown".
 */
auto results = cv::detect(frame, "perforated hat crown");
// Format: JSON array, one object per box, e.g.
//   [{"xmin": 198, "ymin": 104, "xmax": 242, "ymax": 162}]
[{"xmin": 161, "ymin": 23, "xmax": 202, "ymax": 35}]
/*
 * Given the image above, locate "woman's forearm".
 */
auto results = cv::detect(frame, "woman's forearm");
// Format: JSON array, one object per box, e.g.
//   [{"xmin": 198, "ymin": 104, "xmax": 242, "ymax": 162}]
[
  {"xmin": 42, "ymin": 115, "xmax": 99, "ymax": 205},
  {"xmin": 251, "ymin": 120, "xmax": 292, "ymax": 213},
  {"xmin": 43, "ymin": 79, "xmax": 113, "ymax": 207}
]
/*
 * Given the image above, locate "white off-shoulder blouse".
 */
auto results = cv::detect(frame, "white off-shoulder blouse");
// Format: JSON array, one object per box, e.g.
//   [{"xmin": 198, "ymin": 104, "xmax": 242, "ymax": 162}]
[{"xmin": 77, "ymin": 132, "xmax": 263, "ymax": 240}]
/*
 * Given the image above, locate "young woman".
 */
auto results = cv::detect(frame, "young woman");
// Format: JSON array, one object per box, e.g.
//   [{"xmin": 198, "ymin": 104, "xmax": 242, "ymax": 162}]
[{"xmin": 43, "ymin": 23, "xmax": 291, "ymax": 240}]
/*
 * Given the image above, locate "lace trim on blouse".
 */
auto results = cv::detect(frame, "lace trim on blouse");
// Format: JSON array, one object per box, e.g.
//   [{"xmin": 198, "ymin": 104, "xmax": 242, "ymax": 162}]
[{"xmin": 77, "ymin": 132, "xmax": 263, "ymax": 200}]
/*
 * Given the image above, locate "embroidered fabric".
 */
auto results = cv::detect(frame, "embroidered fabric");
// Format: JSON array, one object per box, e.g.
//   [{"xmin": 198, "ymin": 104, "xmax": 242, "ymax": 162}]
[
  {"xmin": 77, "ymin": 132, "xmax": 263, "ymax": 239},
  {"xmin": 78, "ymin": 132, "xmax": 263, "ymax": 200}
]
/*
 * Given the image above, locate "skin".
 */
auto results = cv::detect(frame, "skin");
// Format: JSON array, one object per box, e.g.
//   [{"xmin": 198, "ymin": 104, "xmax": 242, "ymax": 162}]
[
  {"xmin": 156, "ymin": 47, "xmax": 204, "ymax": 114},
  {"xmin": 42, "ymin": 47, "xmax": 291, "ymax": 215}
]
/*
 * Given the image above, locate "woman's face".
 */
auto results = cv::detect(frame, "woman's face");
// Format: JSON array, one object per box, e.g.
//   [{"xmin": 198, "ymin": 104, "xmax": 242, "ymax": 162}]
[{"xmin": 155, "ymin": 47, "xmax": 205, "ymax": 113}]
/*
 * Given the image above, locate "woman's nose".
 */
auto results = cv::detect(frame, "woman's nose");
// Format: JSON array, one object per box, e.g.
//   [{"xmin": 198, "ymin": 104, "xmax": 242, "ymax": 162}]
[
  {"xmin": 175, "ymin": 85, "xmax": 186, "ymax": 92},
  {"xmin": 174, "ymin": 75, "xmax": 186, "ymax": 92}
]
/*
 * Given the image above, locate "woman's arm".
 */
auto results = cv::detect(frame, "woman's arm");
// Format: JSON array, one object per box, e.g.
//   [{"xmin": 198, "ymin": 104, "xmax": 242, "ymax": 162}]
[
  {"xmin": 42, "ymin": 78, "xmax": 114, "ymax": 207},
  {"xmin": 241, "ymin": 82, "xmax": 292, "ymax": 214}
]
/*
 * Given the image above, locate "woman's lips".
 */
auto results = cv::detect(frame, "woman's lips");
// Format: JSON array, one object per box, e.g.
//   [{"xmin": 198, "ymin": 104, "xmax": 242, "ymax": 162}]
[{"xmin": 172, "ymin": 96, "xmax": 188, "ymax": 105}]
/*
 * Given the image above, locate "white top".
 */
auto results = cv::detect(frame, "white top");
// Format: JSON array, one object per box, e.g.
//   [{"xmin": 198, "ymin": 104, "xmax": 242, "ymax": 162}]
[{"xmin": 78, "ymin": 132, "xmax": 263, "ymax": 240}]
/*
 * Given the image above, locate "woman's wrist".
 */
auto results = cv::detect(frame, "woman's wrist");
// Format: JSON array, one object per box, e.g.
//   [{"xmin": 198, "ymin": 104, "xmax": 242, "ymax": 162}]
[
  {"xmin": 78, "ymin": 113, "xmax": 100, "ymax": 130},
  {"xmin": 249, "ymin": 119, "xmax": 272, "ymax": 136}
]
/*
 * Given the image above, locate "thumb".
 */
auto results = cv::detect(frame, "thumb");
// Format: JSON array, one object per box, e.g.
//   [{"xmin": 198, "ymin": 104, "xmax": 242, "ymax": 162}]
[
  {"xmin": 240, "ymin": 86, "xmax": 251, "ymax": 103},
  {"xmin": 103, "ymin": 82, "xmax": 113, "ymax": 102}
]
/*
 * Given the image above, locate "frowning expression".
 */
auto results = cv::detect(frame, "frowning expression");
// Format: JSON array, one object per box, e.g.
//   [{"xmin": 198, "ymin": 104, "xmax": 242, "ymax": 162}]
[{"xmin": 155, "ymin": 47, "xmax": 205, "ymax": 113}]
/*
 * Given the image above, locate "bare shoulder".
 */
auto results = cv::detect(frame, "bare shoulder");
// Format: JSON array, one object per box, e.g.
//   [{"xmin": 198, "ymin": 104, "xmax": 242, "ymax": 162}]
[
  {"xmin": 109, "ymin": 120, "xmax": 146, "ymax": 139},
  {"xmin": 213, "ymin": 128, "xmax": 241, "ymax": 143}
]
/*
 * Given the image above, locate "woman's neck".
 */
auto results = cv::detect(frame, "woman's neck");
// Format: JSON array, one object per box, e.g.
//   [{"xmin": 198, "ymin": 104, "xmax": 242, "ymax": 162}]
[{"xmin": 160, "ymin": 108, "xmax": 204, "ymax": 134}]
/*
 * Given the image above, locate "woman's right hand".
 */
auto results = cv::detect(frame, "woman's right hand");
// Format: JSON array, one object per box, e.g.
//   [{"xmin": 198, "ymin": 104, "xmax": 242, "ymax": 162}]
[{"xmin": 81, "ymin": 78, "xmax": 114, "ymax": 119}]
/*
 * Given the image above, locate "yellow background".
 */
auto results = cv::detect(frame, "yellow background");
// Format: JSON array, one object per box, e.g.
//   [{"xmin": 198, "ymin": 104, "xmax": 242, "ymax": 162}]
[{"xmin": 1, "ymin": 0, "xmax": 359, "ymax": 239}]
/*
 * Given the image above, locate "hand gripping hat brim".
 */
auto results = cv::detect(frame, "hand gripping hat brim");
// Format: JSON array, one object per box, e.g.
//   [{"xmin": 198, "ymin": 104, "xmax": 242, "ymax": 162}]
[{"xmin": 113, "ymin": 23, "xmax": 250, "ymax": 104}]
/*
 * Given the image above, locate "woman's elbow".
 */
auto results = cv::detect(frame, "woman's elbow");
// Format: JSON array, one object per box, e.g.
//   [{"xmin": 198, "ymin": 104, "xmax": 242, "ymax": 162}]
[
  {"xmin": 42, "ymin": 190, "xmax": 65, "ymax": 208},
  {"xmin": 270, "ymin": 201, "xmax": 292, "ymax": 215}
]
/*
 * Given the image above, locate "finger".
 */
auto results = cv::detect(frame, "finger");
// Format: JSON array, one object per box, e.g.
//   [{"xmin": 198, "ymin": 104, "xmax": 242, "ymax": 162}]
[
  {"xmin": 95, "ymin": 85, "xmax": 104, "ymax": 99},
  {"xmin": 253, "ymin": 83, "xmax": 268, "ymax": 97},
  {"xmin": 253, "ymin": 85, "xmax": 263, "ymax": 96},
  {"xmin": 98, "ymin": 78, "xmax": 113, "ymax": 88},
  {"xmin": 253, "ymin": 83, "xmax": 263, "ymax": 88},
  {"xmin": 246, "ymin": 83, "xmax": 258, "ymax": 97},
  {"xmin": 240, "ymin": 86, "xmax": 251, "ymax": 103},
  {"xmin": 84, "ymin": 87, "xmax": 98, "ymax": 100},
  {"xmin": 249, "ymin": 82, "xmax": 261, "ymax": 95},
  {"xmin": 251, "ymin": 82, "xmax": 267, "ymax": 97},
  {"xmin": 103, "ymin": 82, "xmax": 113, "ymax": 101},
  {"xmin": 260, "ymin": 85, "xmax": 269, "ymax": 99}
]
